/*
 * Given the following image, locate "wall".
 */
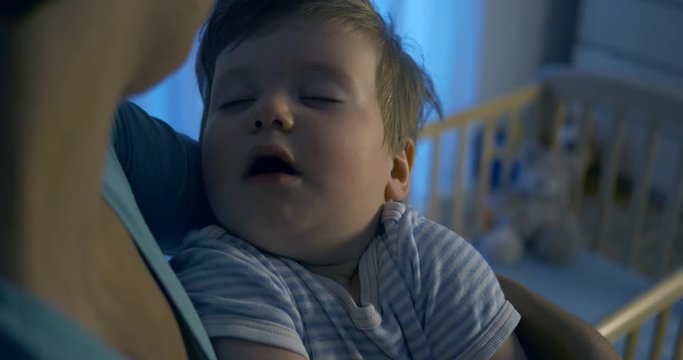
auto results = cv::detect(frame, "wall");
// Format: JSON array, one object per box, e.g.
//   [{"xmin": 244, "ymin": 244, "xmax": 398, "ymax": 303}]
[
  {"xmin": 574, "ymin": 0, "xmax": 683, "ymax": 93},
  {"xmin": 476, "ymin": 0, "xmax": 548, "ymax": 102},
  {"xmin": 475, "ymin": 0, "xmax": 580, "ymax": 102}
]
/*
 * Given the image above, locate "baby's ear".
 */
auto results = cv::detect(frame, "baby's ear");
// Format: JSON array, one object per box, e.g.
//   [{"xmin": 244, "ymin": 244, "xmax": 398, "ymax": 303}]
[{"xmin": 385, "ymin": 139, "xmax": 415, "ymax": 202}]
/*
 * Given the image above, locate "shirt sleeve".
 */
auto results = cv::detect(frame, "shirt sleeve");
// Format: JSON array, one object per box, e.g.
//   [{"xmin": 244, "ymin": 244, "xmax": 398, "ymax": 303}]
[
  {"xmin": 391, "ymin": 209, "xmax": 520, "ymax": 360},
  {"xmin": 170, "ymin": 226, "xmax": 309, "ymax": 359},
  {"xmin": 110, "ymin": 101, "xmax": 214, "ymax": 255}
]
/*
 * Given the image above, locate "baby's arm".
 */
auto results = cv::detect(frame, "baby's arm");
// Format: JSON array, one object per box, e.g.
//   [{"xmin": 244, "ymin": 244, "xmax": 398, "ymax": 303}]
[
  {"xmin": 490, "ymin": 334, "xmax": 527, "ymax": 359},
  {"xmin": 398, "ymin": 214, "xmax": 521, "ymax": 359},
  {"xmin": 170, "ymin": 226, "xmax": 309, "ymax": 359},
  {"xmin": 212, "ymin": 337, "xmax": 306, "ymax": 360}
]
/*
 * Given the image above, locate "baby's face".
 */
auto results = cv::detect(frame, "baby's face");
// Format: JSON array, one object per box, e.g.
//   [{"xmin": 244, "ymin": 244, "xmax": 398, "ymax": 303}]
[{"xmin": 202, "ymin": 18, "xmax": 399, "ymax": 264}]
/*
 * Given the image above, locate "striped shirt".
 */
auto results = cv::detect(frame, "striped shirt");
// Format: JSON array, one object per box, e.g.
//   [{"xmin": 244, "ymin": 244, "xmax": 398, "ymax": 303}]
[{"xmin": 171, "ymin": 202, "xmax": 520, "ymax": 359}]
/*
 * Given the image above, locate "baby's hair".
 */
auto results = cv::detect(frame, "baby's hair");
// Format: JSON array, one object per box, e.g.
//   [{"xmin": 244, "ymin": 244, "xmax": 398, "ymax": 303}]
[{"xmin": 195, "ymin": 0, "xmax": 442, "ymax": 153}]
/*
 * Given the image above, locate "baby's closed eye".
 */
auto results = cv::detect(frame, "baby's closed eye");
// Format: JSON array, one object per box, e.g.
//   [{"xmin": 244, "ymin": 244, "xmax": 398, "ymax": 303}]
[
  {"xmin": 218, "ymin": 98, "xmax": 256, "ymax": 111},
  {"xmin": 299, "ymin": 95, "xmax": 343, "ymax": 106}
]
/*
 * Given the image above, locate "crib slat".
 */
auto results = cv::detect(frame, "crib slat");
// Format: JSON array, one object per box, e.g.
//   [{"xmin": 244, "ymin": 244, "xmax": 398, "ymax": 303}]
[
  {"xmin": 626, "ymin": 120, "xmax": 659, "ymax": 267},
  {"xmin": 551, "ymin": 102, "xmax": 568, "ymax": 151},
  {"xmin": 625, "ymin": 328, "xmax": 640, "ymax": 360},
  {"xmin": 500, "ymin": 107, "xmax": 525, "ymax": 191},
  {"xmin": 451, "ymin": 125, "xmax": 469, "ymax": 233},
  {"xmin": 656, "ymin": 145, "xmax": 683, "ymax": 277},
  {"xmin": 571, "ymin": 103, "xmax": 595, "ymax": 214},
  {"xmin": 475, "ymin": 119, "xmax": 496, "ymax": 235},
  {"xmin": 594, "ymin": 111, "xmax": 626, "ymax": 251},
  {"xmin": 499, "ymin": 111, "xmax": 519, "ymax": 191},
  {"xmin": 428, "ymin": 135, "xmax": 442, "ymax": 221},
  {"xmin": 649, "ymin": 307, "xmax": 671, "ymax": 360},
  {"xmin": 675, "ymin": 310, "xmax": 683, "ymax": 360}
]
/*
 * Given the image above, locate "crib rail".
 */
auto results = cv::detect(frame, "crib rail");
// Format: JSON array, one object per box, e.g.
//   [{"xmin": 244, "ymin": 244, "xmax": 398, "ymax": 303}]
[
  {"xmin": 596, "ymin": 268, "xmax": 683, "ymax": 360},
  {"xmin": 418, "ymin": 70, "xmax": 683, "ymax": 277}
]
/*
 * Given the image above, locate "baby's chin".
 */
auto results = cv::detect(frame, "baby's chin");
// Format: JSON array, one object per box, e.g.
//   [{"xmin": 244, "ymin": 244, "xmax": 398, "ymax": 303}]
[
  {"xmin": 216, "ymin": 206, "xmax": 381, "ymax": 264},
  {"xmin": 232, "ymin": 226, "xmax": 355, "ymax": 265}
]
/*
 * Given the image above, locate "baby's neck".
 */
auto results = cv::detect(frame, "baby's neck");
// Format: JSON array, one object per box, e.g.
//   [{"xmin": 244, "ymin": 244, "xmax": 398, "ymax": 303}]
[
  {"xmin": 306, "ymin": 261, "xmax": 363, "ymax": 304},
  {"xmin": 297, "ymin": 207, "xmax": 386, "ymax": 304}
]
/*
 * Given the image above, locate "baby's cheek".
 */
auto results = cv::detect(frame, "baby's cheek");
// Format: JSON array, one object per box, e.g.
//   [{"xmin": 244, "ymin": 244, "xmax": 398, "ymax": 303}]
[{"xmin": 202, "ymin": 150, "xmax": 239, "ymax": 222}]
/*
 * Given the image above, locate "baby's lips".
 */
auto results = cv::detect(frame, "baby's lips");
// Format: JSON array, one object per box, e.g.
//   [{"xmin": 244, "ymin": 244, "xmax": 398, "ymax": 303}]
[
  {"xmin": 243, "ymin": 143, "xmax": 299, "ymax": 177},
  {"xmin": 245, "ymin": 156, "xmax": 300, "ymax": 177}
]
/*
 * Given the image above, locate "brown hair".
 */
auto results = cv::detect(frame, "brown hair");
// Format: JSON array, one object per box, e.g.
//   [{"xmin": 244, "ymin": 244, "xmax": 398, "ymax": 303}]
[{"xmin": 195, "ymin": 0, "xmax": 442, "ymax": 153}]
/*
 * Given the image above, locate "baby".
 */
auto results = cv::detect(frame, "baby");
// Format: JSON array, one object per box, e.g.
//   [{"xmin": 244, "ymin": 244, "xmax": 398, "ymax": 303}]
[{"xmin": 171, "ymin": 0, "xmax": 524, "ymax": 358}]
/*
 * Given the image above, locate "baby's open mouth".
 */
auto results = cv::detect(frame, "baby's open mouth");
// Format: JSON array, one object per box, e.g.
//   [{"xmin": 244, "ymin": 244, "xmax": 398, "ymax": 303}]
[{"xmin": 244, "ymin": 156, "xmax": 301, "ymax": 178}]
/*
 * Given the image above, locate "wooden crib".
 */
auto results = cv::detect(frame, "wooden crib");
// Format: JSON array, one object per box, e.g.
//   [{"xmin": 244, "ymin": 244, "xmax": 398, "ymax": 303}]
[{"xmin": 414, "ymin": 69, "xmax": 683, "ymax": 359}]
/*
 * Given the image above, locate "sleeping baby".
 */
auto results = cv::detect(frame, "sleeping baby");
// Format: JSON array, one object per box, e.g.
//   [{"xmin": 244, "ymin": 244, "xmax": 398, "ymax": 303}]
[{"xmin": 170, "ymin": 0, "xmax": 525, "ymax": 358}]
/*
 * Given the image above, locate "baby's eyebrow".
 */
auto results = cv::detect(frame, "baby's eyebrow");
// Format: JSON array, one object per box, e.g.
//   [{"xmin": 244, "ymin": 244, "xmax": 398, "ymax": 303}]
[
  {"xmin": 214, "ymin": 66, "xmax": 253, "ymax": 84},
  {"xmin": 212, "ymin": 62, "xmax": 357, "ymax": 93},
  {"xmin": 296, "ymin": 63, "xmax": 356, "ymax": 88}
]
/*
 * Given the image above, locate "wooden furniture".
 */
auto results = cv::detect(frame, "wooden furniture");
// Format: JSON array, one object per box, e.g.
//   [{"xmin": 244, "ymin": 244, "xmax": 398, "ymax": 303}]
[{"xmin": 416, "ymin": 69, "xmax": 683, "ymax": 359}]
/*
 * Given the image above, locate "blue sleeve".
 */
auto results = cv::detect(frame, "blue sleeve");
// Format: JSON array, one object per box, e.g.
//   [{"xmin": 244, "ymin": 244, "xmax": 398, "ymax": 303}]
[
  {"xmin": 170, "ymin": 226, "xmax": 309, "ymax": 359},
  {"xmin": 395, "ymin": 210, "xmax": 520, "ymax": 359},
  {"xmin": 110, "ymin": 101, "xmax": 214, "ymax": 254}
]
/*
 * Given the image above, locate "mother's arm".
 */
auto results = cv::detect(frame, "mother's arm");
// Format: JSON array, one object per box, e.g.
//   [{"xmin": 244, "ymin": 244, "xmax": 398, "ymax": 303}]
[
  {"xmin": 497, "ymin": 275, "xmax": 620, "ymax": 360},
  {"xmin": 112, "ymin": 101, "xmax": 214, "ymax": 253}
]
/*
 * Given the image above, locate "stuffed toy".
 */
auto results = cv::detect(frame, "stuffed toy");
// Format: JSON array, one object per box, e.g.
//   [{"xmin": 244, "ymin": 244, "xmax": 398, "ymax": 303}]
[{"xmin": 478, "ymin": 143, "xmax": 583, "ymax": 265}]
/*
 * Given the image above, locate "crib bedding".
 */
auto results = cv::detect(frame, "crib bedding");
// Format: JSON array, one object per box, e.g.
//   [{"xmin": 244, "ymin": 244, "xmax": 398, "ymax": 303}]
[
  {"xmin": 491, "ymin": 250, "xmax": 650, "ymax": 324},
  {"xmin": 491, "ymin": 252, "xmax": 681, "ymax": 359}
]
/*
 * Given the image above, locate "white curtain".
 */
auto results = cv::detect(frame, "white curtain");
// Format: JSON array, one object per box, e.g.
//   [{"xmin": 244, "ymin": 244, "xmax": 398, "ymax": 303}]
[{"xmin": 129, "ymin": 1, "xmax": 486, "ymax": 213}]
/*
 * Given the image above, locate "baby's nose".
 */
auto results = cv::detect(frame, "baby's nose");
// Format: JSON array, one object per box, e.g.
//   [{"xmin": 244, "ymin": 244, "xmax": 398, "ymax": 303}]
[{"xmin": 250, "ymin": 95, "xmax": 294, "ymax": 132}]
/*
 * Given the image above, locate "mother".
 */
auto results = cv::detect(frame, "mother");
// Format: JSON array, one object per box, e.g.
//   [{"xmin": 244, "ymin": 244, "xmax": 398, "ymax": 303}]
[
  {"xmin": 1, "ymin": 1, "xmax": 215, "ymax": 358},
  {"xmin": 1, "ymin": 1, "xmax": 616, "ymax": 359}
]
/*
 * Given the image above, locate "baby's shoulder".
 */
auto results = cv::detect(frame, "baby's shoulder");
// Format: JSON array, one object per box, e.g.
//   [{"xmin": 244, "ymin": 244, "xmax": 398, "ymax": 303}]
[
  {"xmin": 381, "ymin": 202, "xmax": 470, "ymax": 256},
  {"xmin": 183, "ymin": 225, "xmax": 253, "ymax": 251},
  {"xmin": 379, "ymin": 203, "xmax": 499, "ymax": 309},
  {"xmin": 174, "ymin": 225, "xmax": 273, "ymax": 270}
]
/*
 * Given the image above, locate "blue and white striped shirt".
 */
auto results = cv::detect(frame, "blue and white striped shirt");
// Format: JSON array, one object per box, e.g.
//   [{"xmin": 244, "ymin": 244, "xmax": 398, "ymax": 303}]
[{"xmin": 171, "ymin": 202, "xmax": 520, "ymax": 359}]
